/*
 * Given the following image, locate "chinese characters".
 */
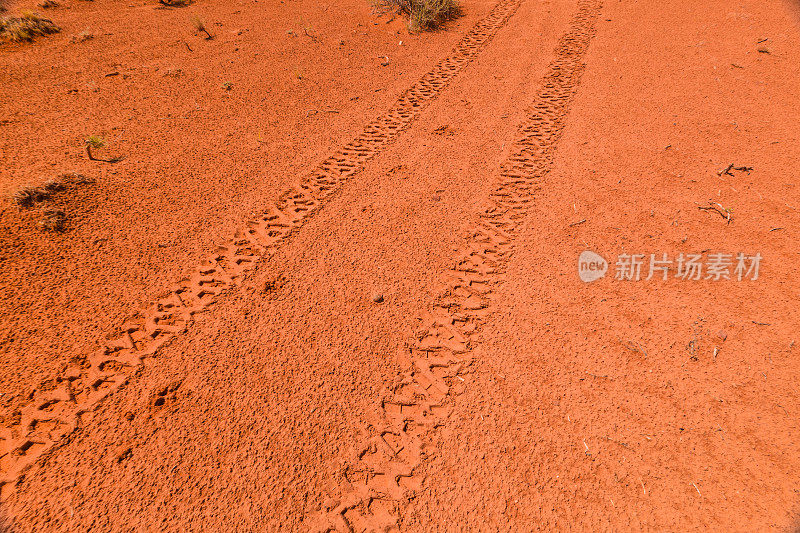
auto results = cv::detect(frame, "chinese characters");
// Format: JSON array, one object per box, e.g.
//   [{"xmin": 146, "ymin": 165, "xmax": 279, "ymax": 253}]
[{"xmin": 614, "ymin": 252, "xmax": 761, "ymax": 281}]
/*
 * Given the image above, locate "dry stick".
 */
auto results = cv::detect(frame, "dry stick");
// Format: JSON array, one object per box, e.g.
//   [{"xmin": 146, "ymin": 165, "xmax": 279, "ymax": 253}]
[
  {"xmin": 718, "ymin": 163, "xmax": 734, "ymax": 176},
  {"xmin": 569, "ymin": 218, "xmax": 586, "ymax": 227},
  {"xmin": 697, "ymin": 202, "xmax": 731, "ymax": 223}
]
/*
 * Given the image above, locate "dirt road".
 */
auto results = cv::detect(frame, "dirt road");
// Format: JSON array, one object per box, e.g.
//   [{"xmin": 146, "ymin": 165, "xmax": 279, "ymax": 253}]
[{"xmin": 1, "ymin": 0, "xmax": 799, "ymax": 530}]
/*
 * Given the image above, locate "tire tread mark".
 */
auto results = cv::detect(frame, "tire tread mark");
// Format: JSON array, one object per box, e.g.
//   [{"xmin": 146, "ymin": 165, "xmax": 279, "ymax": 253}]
[
  {"xmin": 307, "ymin": 2, "xmax": 601, "ymax": 530},
  {"xmin": 0, "ymin": 0, "xmax": 524, "ymax": 500}
]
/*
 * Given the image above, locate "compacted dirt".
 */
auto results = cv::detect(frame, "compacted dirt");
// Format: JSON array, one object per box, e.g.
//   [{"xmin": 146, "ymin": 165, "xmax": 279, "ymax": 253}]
[{"xmin": 1, "ymin": 0, "xmax": 799, "ymax": 530}]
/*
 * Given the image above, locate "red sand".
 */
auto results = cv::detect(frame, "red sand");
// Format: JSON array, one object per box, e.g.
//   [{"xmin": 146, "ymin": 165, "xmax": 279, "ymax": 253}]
[{"xmin": 1, "ymin": 0, "xmax": 799, "ymax": 530}]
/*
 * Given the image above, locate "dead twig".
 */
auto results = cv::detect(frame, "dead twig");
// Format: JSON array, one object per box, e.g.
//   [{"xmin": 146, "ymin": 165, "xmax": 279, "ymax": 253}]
[
  {"xmin": 698, "ymin": 201, "xmax": 732, "ymax": 224},
  {"xmin": 718, "ymin": 163, "xmax": 753, "ymax": 176}
]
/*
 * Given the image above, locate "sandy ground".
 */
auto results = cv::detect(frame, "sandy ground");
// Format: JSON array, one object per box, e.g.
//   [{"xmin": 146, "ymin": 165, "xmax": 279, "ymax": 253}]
[{"xmin": 1, "ymin": 0, "xmax": 799, "ymax": 530}]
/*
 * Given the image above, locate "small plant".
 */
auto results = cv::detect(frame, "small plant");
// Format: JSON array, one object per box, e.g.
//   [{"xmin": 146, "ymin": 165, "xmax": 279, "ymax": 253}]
[
  {"xmin": 85, "ymin": 135, "xmax": 105, "ymax": 160},
  {"xmin": 292, "ymin": 67, "xmax": 303, "ymax": 80},
  {"xmin": 37, "ymin": 209, "xmax": 66, "ymax": 232},
  {"xmin": 374, "ymin": 0, "xmax": 461, "ymax": 31},
  {"xmin": 191, "ymin": 15, "xmax": 213, "ymax": 39},
  {"xmin": 221, "ymin": 81, "xmax": 232, "ymax": 91},
  {"xmin": 0, "ymin": 11, "xmax": 60, "ymax": 43}
]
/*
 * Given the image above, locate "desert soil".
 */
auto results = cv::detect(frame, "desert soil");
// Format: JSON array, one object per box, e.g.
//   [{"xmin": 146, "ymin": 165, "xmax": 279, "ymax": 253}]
[{"xmin": 1, "ymin": 0, "xmax": 799, "ymax": 530}]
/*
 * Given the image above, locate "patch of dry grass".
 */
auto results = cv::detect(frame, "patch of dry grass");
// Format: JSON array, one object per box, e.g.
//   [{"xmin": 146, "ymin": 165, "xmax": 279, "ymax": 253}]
[
  {"xmin": 0, "ymin": 11, "xmax": 59, "ymax": 43},
  {"xmin": 375, "ymin": 0, "xmax": 461, "ymax": 31},
  {"xmin": 37, "ymin": 209, "xmax": 66, "ymax": 232},
  {"xmin": 10, "ymin": 173, "xmax": 92, "ymax": 208}
]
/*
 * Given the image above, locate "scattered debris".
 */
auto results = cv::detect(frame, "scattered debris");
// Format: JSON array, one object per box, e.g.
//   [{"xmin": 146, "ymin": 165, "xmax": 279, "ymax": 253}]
[
  {"xmin": 70, "ymin": 29, "xmax": 93, "ymax": 43},
  {"xmin": 718, "ymin": 163, "xmax": 752, "ymax": 176},
  {"xmin": 697, "ymin": 201, "xmax": 732, "ymax": 224}
]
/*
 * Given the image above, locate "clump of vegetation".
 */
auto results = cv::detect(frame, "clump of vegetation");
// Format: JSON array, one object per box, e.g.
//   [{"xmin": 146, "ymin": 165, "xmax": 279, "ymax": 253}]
[
  {"xmin": 37, "ymin": 209, "xmax": 66, "ymax": 231},
  {"xmin": 0, "ymin": 11, "xmax": 60, "ymax": 43},
  {"xmin": 85, "ymin": 136, "xmax": 123, "ymax": 163},
  {"xmin": 85, "ymin": 135, "xmax": 105, "ymax": 160},
  {"xmin": 375, "ymin": 0, "xmax": 461, "ymax": 31},
  {"xmin": 191, "ymin": 15, "xmax": 213, "ymax": 39},
  {"xmin": 10, "ymin": 173, "xmax": 90, "ymax": 208},
  {"xmin": 12, "ymin": 185, "xmax": 48, "ymax": 207}
]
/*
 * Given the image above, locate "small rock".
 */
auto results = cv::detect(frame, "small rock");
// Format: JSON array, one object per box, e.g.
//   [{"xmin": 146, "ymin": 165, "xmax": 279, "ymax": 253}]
[
  {"xmin": 372, "ymin": 293, "xmax": 384, "ymax": 303},
  {"xmin": 716, "ymin": 330, "xmax": 727, "ymax": 342},
  {"xmin": 114, "ymin": 445, "xmax": 132, "ymax": 463}
]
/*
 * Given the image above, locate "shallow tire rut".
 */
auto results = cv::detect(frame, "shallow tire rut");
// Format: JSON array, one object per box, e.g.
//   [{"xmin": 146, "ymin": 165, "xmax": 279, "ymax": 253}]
[
  {"xmin": 0, "ymin": 0, "xmax": 525, "ymax": 500},
  {"xmin": 307, "ymin": 1, "xmax": 602, "ymax": 530}
]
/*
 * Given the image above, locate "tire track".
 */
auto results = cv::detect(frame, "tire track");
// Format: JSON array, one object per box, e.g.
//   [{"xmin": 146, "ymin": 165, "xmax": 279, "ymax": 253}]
[
  {"xmin": 0, "ymin": 0, "xmax": 524, "ymax": 499},
  {"xmin": 307, "ymin": 2, "xmax": 602, "ymax": 530}
]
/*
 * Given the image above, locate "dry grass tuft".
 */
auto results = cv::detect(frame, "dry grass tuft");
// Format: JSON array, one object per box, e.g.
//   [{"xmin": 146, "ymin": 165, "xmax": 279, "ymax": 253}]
[
  {"xmin": 375, "ymin": 0, "xmax": 461, "ymax": 31},
  {"xmin": 0, "ymin": 11, "xmax": 60, "ymax": 43},
  {"xmin": 37, "ymin": 209, "xmax": 66, "ymax": 232},
  {"xmin": 10, "ymin": 173, "xmax": 93, "ymax": 208},
  {"xmin": 12, "ymin": 185, "xmax": 47, "ymax": 207}
]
